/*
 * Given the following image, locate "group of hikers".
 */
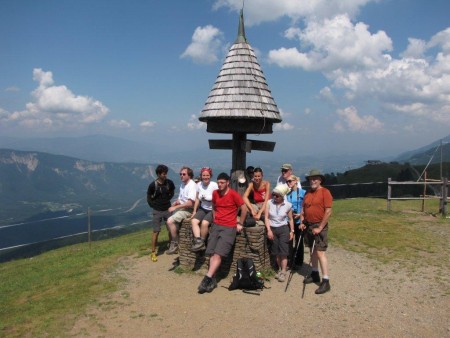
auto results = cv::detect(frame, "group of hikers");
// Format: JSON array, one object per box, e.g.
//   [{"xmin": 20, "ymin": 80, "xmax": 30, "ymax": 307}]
[{"xmin": 147, "ymin": 163, "xmax": 332, "ymax": 295}]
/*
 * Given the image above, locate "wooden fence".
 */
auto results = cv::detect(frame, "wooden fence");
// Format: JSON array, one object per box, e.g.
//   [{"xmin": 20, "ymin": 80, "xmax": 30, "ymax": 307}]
[{"xmin": 387, "ymin": 177, "xmax": 448, "ymax": 216}]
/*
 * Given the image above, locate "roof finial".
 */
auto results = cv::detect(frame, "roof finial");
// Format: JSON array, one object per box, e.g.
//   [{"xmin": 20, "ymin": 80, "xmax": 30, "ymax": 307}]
[{"xmin": 235, "ymin": 3, "xmax": 247, "ymax": 44}]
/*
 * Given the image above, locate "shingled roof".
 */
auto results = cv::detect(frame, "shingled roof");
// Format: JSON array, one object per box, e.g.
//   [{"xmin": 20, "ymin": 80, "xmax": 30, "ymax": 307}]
[{"xmin": 199, "ymin": 10, "xmax": 281, "ymax": 127}]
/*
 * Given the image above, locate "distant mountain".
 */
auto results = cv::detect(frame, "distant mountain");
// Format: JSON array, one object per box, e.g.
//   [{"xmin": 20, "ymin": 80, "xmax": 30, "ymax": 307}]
[
  {"xmin": 0, "ymin": 135, "xmax": 166, "ymax": 164},
  {"xmin": 0, "ymin": 149, "xmax": 171, "ymax": 224},
  {"xmin": 395, "ymin": 134, "xmax": 450, "ymax": 165}
]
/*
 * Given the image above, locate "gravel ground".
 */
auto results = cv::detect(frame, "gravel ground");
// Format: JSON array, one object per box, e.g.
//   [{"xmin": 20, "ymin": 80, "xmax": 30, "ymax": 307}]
[{"xmin": 70, "ymin": 244, "xmax": 449, "ymax": 337}]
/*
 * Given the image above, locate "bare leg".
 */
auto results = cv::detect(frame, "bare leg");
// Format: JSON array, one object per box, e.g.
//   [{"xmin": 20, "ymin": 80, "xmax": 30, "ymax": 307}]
[
  {"xmin": 166, "ymin": 217, "xmax": 179, "ymax": 242},
  {"xmin": 191, "ymin": 218, "xmax": 201, "ymax": 238},
  {"xmin": 317, "ymin": 250, "xmax": 329, "ymax": 276},
  {"xmin": 152, "ymin": 231, "xmax": 159, "ymax": 252},
  {"xmin": 207, "ymin": 254, "xmax": 222, "ymax": 277},
  {"xmin": 200, "ymin": 220, "xmax": 210, "ymax": 239},
  {"xmin": 280, "ymin": 255, "xmax": 288, "ymax": 273}
]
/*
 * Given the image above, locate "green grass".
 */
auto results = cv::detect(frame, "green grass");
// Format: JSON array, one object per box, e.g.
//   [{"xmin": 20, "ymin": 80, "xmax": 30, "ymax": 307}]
[
  {"xmin": 0, "ymin": 198, "xmax": 448, "ymax": 337},
  {"xmin": 0, "ymin": 229, "xmax": 168, "ymax": 337}
]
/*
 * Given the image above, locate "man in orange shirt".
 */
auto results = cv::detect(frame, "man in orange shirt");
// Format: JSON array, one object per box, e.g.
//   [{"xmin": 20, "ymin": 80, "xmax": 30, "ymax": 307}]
[{"xmin": 300, "ymin": 169, "xmax": 333, "ymax": 294}]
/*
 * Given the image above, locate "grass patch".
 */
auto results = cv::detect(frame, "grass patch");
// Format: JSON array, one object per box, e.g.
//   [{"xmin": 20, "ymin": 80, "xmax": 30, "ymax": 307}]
[
  {"xmin": 0, "ymin": 229, "xmax": 169, "ymax": 337},
  {"xmin": 0, "ymin": 198, "xmax": 448, "ymax": 336}
]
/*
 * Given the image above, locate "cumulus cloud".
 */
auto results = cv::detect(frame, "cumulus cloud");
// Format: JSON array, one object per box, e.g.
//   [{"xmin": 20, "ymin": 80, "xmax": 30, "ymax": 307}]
[
  {"xmin": 213, "ymin": 0, "xmax": 374, "ymax": 25},
  {"xmin": 334, "ymin": 106, "xmax": 383, "ymax": 132},
  {"xmin": 269, "ymin": 14, "xmax": 392, "ymax": 71},
  {"xmin": 109, "ymin": 119, "xmax": 131, "ymax": 128},
  {"xmin": 264, "ymin": 10, "xmax": 450, "ymax": 127},
  {"xmin": 181, "ymin": 25, "xmax": 224, "ymax": 64},
  {"xmin": 0, "ymin": 68, "xmax": 109, "ymax": 129},
  {"xmin": 187, "ymin": 114, "xmax": 206, "ymax": 129}
]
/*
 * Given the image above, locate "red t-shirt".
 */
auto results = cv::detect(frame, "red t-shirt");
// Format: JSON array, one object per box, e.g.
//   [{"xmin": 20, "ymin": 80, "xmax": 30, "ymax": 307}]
[
  {"xmin": 302, "ymin": 187, "xmax": 333, "ymax": 224},
  {"xmin": 212, "ymin": 188, "xmax": 244, "ymax": 227}
]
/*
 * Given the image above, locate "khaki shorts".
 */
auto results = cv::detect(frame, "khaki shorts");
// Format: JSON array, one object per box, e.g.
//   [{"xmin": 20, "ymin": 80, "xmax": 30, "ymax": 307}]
[
  {"xmin": 304, "ymin": 223, "xmax": 328, "ymax": 251},
  {"xmin": 168, "ymin": 209, "xmax": 193, "ymax": 226}
]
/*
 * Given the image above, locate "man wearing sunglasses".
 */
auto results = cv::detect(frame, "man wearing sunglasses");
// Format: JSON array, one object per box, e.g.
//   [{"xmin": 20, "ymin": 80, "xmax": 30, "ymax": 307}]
[
  {"xmin": 276, "ymin": 163, "xmax": 302, "ymax": 189},
  {"xmin": 166, "ymin": 166, "xmax": 197, "ymax": 255}
]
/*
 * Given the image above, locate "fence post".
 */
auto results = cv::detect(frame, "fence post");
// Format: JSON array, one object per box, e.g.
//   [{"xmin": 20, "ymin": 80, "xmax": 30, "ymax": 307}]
[
  {"xmin": 441, "ymin": 178, "xmax": 448, "ymax": 216},
  {"xmin": 387, "ymin": 178, "xmax": 391, "ymax": 211},
  {"xmin": 88, "ymin": 207, "xmax": 92, "ymax": 248}
]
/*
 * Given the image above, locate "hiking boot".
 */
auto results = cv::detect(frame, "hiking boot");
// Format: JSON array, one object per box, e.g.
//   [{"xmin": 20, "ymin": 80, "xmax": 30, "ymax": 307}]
[
  {"xmin": 191, "ymin": 238, "xmax": 206, "ymax": 252},
  {"xmin": 150, "ymin": 252, "xmax": 158, "ymax": 262},
  {"xmin": 205, "ymin": 277, "xmax": 217, "ymax": 293},
  {"xmin": 198, "ymin": 276, "xmax": 214, "ymax": 294},
  {"xmin": 277, "ymin": 272, "xmax": 286, "ymax": 282},
  {"xmin": 315, "ymin": 279, "xmax": 331, "ymax": 294},
  {"xmin": 165, "ymin": 241, "xmax": 179, "ymax": 255},
  {"xmin": 304, "ymin": 271, "xmax": 320, "ymax": 284}
]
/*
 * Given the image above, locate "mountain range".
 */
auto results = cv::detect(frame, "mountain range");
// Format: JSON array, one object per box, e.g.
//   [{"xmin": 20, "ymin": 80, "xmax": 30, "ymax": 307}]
[{"xmin": 0, "ymin": 134, "xmax": 448, "ymax": 252}]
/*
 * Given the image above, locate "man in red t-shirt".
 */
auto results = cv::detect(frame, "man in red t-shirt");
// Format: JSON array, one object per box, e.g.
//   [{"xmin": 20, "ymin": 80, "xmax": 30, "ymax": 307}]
[
  {"xmin": 300, "ymin": 169, "xmax": 333, "ymax": 295},
  {"xmin": 197, "ymin": 172, "xmax": 247, "ymax": 294}
]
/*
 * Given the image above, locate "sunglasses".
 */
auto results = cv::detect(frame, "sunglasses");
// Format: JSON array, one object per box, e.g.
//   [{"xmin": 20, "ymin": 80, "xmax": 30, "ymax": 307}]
[
  {"xmin": 272, "ymin": 193, "xmax": 282, "ymax": 198},
  {"xmin": 281, "ymin": 169, "xmax": 289, "ymax": 173},
  {"xmin": 286, "ymin": 180, "xmax": 294, "ymax": 183},
  {"xmin": 179, "ymin": 173, "xmax": 187, "ymax": 176}
]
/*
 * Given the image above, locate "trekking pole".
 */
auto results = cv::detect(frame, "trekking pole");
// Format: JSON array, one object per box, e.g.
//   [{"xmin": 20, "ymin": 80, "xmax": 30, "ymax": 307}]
[
  {"xmin": 284, "ymin": 230, "xmax": 303, "ymax": 292},
  {"xmin": 302, "ymin": 239, "xmax": 316, "ymax": 298}
]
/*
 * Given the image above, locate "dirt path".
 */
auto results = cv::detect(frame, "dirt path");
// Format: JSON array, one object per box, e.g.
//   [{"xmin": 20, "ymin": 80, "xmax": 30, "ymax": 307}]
[{"xmin": 70, "ymin": 245, "xmax": 449, "ymax": 337}]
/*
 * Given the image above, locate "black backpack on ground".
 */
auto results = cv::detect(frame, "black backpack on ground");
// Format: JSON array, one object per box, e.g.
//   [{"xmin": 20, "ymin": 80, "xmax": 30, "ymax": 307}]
[{"xmin": 228, "ymin": 258, "xmax": 264, "ymax": 292}]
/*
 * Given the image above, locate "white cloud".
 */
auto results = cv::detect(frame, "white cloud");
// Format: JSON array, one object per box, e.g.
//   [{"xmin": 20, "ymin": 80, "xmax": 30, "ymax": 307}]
[
  {"xmin": 274, "ymin": 122, "xmax": 294, "ymax": 131},
  {"xmin": 181, "ymin": 25, "xmax": 224, "ymax": 64},
  {"xmin": 187, "ymin": 114, "xmax": 206, "ymax": 130},
  {"xmin": 334, "ymin": 106, "xmax": 383, "ymax": 132},
  {"xmin": 109, "ymin": 119, "xmax": 131, "ymax": 128},
  {"xmin": 265, "ymin": 11, "xmax": 450, "ymax": 127},
  {"xmin": 213, "ymin": 0, "xmax": 374, "ymax": 25},
  {"xmin": 0, "ymin": 68, "xmax": 109, "ymax": 129},
  {"xmin": 5, "ymin": 86, "xmax": 20, "ymax": 92},
  {"xmin": 269, "ymin": 14, "xmax": 392, "ymax": 72},
  {"xmin": 140, "ymin": 121, "xmax": 156, "ymax": 129}
]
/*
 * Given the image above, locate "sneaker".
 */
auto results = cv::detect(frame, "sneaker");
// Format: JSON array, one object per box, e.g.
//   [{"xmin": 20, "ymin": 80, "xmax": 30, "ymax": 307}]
[
  {"xmin": 274, "ymin": 271, "xmax": 281, "ymax": 280},
  {"xmin": 278, "ymin": 272, "xmax": 286, "ymax": 282},
  {"xmin": 315, "ymin": 279, "xmax": 331, "ymax": 294},
  {"xmin": 191, "ymin": 238, "xmax": 206, "ymax": 252},
  {"xmin": 150, "ymin": 252, "xmax": 157, "ymax": 262},
  {"xmin": 165, "ymin": 241, "xmax": 179, "ymax": 255},
  {"xmin": 304, "ymin": 271, "xmax": 320, "ymax": 284},
  {"xmin": 198, "ymin": 276, "xmax": 211, "ymax": 294}
]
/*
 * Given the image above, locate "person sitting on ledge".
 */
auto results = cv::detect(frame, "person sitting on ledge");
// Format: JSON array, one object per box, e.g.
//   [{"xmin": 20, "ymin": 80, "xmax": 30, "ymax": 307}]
[
  {"xmin": 197, "ymin": 172, "xmax": 247, "ymax": 294},
  {"xmin": 166, "ymin": 166, "xmax": 196, "ymax": 255},
  {"xmin": 190, "ymin": 167, "xmax": 218, "ymax": 252},
  {"xmin": 243, "ymin": 167, "xmax": 270, "ymax": 226}
]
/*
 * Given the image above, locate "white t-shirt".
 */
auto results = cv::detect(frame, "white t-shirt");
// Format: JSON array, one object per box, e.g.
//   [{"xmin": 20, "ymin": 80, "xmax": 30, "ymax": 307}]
[
  {"xmin": 178, "ymin": 179, "xmax": 197, "ymax": 205},
  {"xmin": 196, "ymin": 181, "xmax": 218, "ymax": 211}
]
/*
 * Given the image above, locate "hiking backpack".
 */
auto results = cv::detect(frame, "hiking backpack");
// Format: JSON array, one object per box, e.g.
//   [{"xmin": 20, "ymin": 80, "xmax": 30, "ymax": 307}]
[{"xmin": 228, "ymin": 258, "xmax": 264, "ymax": 291}]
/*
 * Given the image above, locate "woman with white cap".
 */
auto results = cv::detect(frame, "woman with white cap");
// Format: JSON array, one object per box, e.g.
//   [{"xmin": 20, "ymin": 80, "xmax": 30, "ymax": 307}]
[{"xmin": 264, "ymin": 185, "xmax": 294, "ymax": 282}]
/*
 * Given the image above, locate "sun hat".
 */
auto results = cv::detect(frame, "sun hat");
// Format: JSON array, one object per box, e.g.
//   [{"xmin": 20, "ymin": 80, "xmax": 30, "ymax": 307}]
[
  {"xmin": 305, "ymin": 169, "xmax": 325, "ymax": 182},
  {"xmin": 281, "ymin": 163, "xmax": 292, "ymax": 170},
  {"xmin": 272, "ymin": 185, "xmax": 290, "ymax": 197}
]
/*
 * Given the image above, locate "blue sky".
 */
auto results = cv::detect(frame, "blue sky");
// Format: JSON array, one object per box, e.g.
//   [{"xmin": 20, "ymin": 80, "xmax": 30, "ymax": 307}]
[{"xmin": 1, "ymin": 0, "xmax": 449, "ymax": 159}]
